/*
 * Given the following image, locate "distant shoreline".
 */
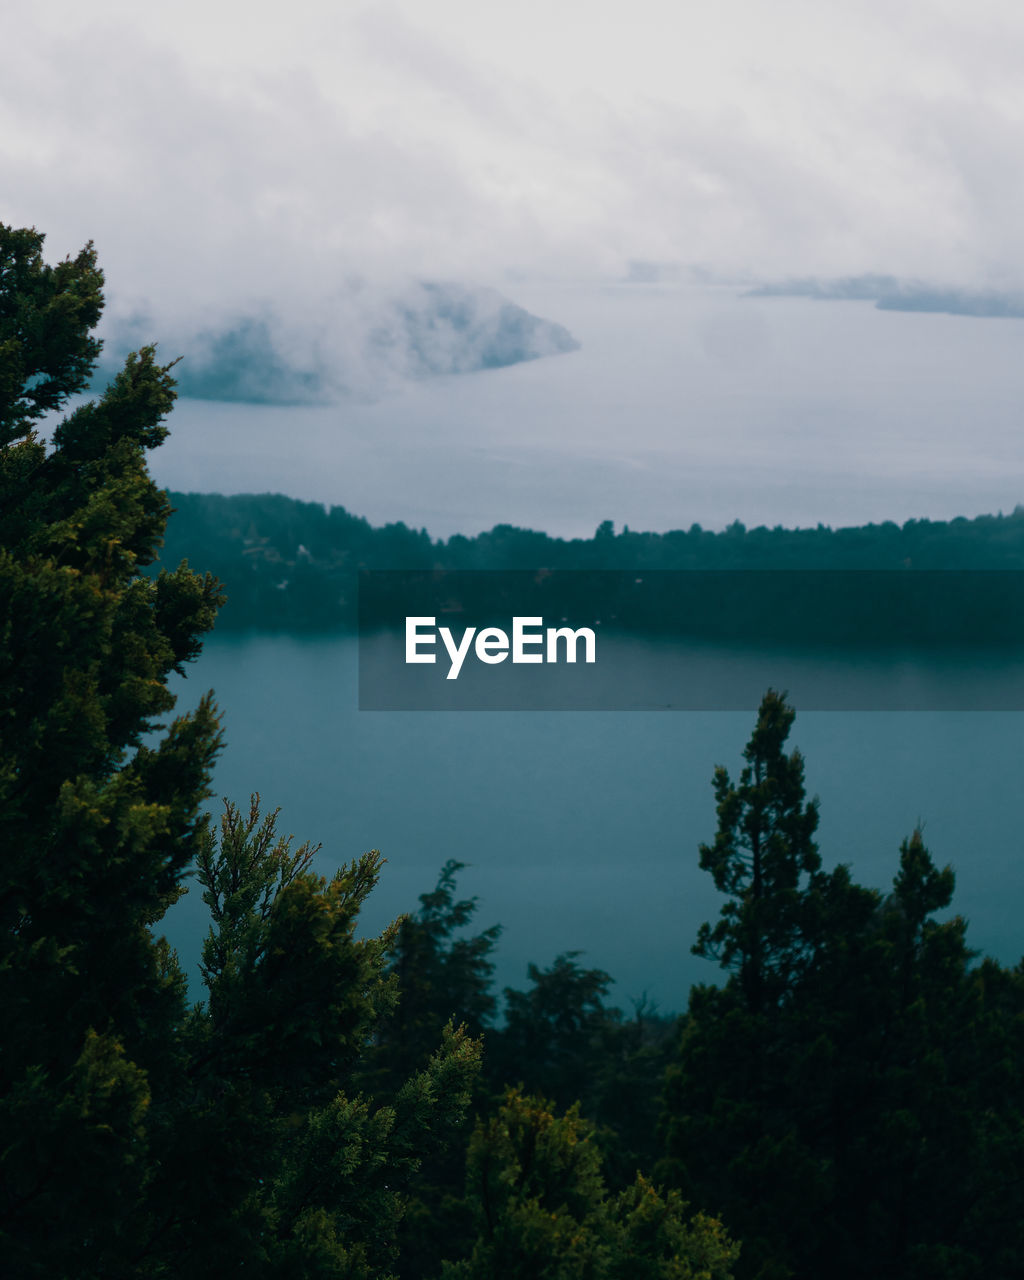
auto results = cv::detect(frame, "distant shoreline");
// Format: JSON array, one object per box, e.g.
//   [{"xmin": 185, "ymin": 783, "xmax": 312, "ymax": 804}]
[{"xmin": 159, "ymin": 491, "xmax": 1024, "ymax": 640}]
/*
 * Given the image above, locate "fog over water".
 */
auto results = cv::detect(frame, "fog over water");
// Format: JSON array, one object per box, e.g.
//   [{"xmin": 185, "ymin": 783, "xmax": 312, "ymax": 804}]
[{"xmin": 151, "ymin": 284, "xmax": 1024, "ymax": 539}]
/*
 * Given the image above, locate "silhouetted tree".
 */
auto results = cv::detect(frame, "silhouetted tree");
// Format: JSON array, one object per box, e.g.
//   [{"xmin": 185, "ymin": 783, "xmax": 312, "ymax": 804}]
[{"xmin": 661, "ymin": 692, "xmax": 1024, "ymax": 1280}]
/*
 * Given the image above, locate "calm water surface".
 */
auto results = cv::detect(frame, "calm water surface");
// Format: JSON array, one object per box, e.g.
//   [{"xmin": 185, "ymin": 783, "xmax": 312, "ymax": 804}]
[{"xmin": 166, "ymin": 632, "xmax": 1024, "ymax": 1012}]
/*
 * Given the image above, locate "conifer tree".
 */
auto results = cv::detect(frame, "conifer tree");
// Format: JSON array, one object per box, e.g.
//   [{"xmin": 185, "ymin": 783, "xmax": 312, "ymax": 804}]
[
  {"xmin": 369, "ymin": 859, "xmax": 501, "ymax": 1095},
  {"xmin": 692, "ymin": 689, "xmax": 823, "ymax": 1013},
  {"xmin": 0, "ymin": 223, "xmax": 480, "ymax": 1278},
  {"xmin": 661, "ymin": 691, "xmax": 1024, "ymax": 1280},
  {"xmin": 446, "ymin": 1090, "xmax": 739, "ymax": 1280},
  {"xmin": 0, "ymin": 224, "xmax": 224, "ymax": 1272},
  {"xmin": 363, "ymin": 860, "xmax": 502, "ymax": 1280}
]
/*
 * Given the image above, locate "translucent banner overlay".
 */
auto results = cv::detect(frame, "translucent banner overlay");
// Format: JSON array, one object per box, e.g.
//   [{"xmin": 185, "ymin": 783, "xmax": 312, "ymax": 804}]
[{"xmin": 358, "ymin": 570, "xmax": 1024, "ymax": 710}]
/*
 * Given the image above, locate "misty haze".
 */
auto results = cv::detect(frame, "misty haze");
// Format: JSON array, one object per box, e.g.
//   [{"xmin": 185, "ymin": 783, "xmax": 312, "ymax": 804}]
[{"xmin": 148, "ymin": 281, "xmax": 1024, "ymax": 539}]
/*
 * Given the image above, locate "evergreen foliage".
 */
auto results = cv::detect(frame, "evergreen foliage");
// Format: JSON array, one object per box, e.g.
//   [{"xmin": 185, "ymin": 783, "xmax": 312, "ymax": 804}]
[
  {"xmin": 692, "ymin": 691, "xmax": 823, "ymax": 1013},
  {"xmin": 0, "ymin": 224, "xmax": 482, "ymax": 1278},
  {"xmin": 369, "ymin": 860, "xmax": 501, "ymax": 1096},
  {"xmin": 366, "ymin": 869, "xmax": 685, "ymax": 1277},
  {"xmin": 443, "ymin": 1090, "xmax": 739, "ymax": 1280},
  {"xmin": 180, "ymin": 798, "xmax": 481, "ymax": 1279},
  {"xmin": 0, "ymin": 224, "xmax": 224, "ymax": 1274},
  {"xmin": 363, "ymin": 862, "xmax": 503, "ymax": 1280},
  {"xmin": 660, "ymin": 691, "xmax": 1024, "ymax": 1280},
  {"xmin": 495, "ymin": 953, "xmax": 615, "ymax": 1107},
  {"xmin": 487, "ymin": 956, "xmax": 676, "ymax": 1189}
]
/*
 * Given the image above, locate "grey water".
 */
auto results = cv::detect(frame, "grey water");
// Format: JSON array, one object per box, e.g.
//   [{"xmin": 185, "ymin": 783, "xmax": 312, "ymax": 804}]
[
  {"xmin": 149, "ymin": 283, "xmax": 1024, "ymax": 539},
  {"xmin": 167, "ymin": 631, "xmax": 1024, "ymax": 1013}
]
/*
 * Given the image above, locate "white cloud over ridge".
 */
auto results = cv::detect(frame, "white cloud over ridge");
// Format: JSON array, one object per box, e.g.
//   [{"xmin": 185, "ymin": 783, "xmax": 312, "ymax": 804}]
[{"xmin": 5, "ymin": 0, "xmax": 1024, "ymax": 343}]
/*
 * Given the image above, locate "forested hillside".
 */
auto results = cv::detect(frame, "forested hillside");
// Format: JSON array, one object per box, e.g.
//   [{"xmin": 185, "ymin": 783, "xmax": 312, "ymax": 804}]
[{"xmin": 160, "ymin": 490, "xmax": 1024, "ymax": 637}]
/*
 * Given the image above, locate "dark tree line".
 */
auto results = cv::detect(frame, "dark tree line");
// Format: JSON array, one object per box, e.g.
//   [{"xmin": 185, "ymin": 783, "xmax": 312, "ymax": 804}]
[{"xmin": 158, "ymin": 491, "xmax": 1024, "ymax": 643}]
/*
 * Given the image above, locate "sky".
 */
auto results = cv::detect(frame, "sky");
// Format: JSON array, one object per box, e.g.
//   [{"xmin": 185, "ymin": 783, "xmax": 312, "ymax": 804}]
[{"xmin": 6, "ymin": 0, "xmax": 1024, "ymax": 333}]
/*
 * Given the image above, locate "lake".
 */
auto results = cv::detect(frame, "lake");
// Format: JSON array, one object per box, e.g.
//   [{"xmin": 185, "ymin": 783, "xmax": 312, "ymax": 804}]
[
  {"xmin": 150, "ymin": 280, "xmax": 1024, "ymax": 1011},
  {"xmin": 147, "ymin": 280, "xmax": 1024, "ymax": 540},
  {"xmin": 166, "ymin": 631, "xmax": 1024, "ymax": 1013},
  {"xmin": 148, "ymin": 282, "xmax": 1024, "ymax": 540}
]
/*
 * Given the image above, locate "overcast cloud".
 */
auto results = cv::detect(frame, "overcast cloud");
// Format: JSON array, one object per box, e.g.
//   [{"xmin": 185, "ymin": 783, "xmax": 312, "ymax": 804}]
[{"xmin": 5, "ymin": 0, "xmax": 1024, "ymax": 331}]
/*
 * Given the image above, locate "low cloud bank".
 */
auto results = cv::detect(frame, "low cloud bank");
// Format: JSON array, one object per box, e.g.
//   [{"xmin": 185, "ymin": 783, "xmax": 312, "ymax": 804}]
[{"xmin": 92, "ymin": 281, "xmax": 580, "ymax": 405}]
